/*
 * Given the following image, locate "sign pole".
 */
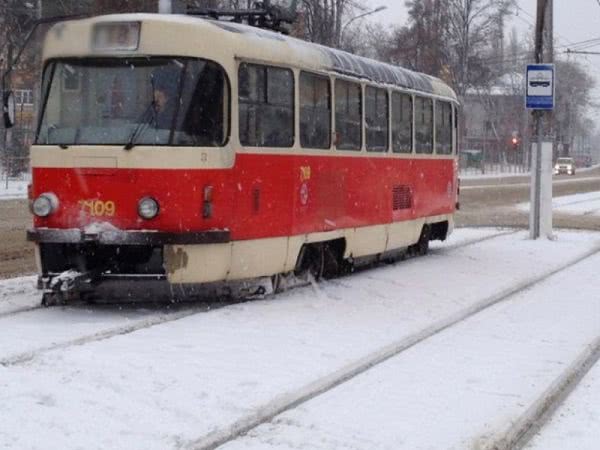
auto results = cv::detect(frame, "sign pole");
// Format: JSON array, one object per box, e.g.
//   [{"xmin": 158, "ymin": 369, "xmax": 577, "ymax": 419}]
[
  {"xmin": 532, "ymin": 111, "xmax": 542, "ymax": 239},
  {"xmin": 528, "ymin": 0, "xmax": 553, "ymax": 240}
]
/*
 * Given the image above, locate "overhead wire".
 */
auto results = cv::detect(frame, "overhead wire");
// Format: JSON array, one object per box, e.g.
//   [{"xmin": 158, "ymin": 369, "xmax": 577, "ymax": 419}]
[{"xmin": 473, "ymin": 35, "xmax": 600, "ymax": 68}]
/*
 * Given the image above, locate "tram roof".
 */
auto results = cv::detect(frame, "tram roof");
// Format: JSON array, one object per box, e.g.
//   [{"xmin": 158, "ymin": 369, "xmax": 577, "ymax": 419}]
[
  {"xmin": 45, "ymin": 13, "xmax": 457, "ymax": 101},
  {"xmin": 208, "ymin": 19, "xmax": 457, "ymax": 101}
]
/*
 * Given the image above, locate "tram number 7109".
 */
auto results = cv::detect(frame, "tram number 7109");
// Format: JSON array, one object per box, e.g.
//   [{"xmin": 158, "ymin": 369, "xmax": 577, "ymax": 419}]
[{"xmin": 78, "ymin": 199, "xmax": 116, "ymax": 217}]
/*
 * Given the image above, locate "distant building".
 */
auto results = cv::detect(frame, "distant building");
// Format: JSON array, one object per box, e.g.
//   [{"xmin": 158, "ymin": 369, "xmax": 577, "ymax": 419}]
[{"xmin": 462, "ymin": 73, "xmax": 528, "ymax": 169}]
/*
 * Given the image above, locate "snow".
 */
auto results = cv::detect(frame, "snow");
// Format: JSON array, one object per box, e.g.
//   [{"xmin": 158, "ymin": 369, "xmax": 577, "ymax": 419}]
[
  {"xmin": 526, "ymin": 359, "xmax": 600, "ymax": 450},
  {"xmin": 49, "ymin": 269, "xmax": 83, "ymax": 290},
  {"xmin": 0, "ymin": 228, "xmax": 599, "ymax": 450},
  {"xmin": 83, "ymin": 221, "xmax": 121, "ymax": 234},
  {"xmin": 518, "ymin": 191, "xmax": 600, "ymax": 217},
  {"xmin": 0, "ymin": 179, "xmax": 29, "ymax": 200},
  {"xmin": 461, "ymin": 163, "xmax": 600, "ymax": 181},
  {"xmin": 460, "ymin": 165, "xmax": 530, "ymax": 180},
  {"xmin": 0, "ymin": 275, "xmax": 39, "ymax": 316},
  {"xmin": 463, "ymin": 177, "xmax": 600, "ymax": 191},
  {"xmin": 222, "ymin": 247, "xmax": 600, "ymax": 450}
]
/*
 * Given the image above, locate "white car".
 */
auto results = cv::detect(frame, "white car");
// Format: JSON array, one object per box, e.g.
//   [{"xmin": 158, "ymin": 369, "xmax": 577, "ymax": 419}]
[{"xmin": 554, "ymin": 157, "xmax": 576, "ymax": 175}]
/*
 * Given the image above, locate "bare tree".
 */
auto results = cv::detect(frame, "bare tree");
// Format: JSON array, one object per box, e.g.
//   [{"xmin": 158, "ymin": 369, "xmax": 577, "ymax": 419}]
[
  {"xmin": 374, "ymin": 0, "xmax": 515, "ymax": 94},
  {"xmin": 0, "ymin": 0, "xmax": 39, "ymax": 177},
  {"xmin": 553, "ymin": 59, "xmax": 595, "ymax": 157},
  {"xmin": 446, "ymin": 0, "xmax": 514, "ymax": 95},
  {"xmin": 373, "ymin": 0, "xmax": 453, "ymax": 81},
  {"xmin": 296, "ymin": 0, "xmax": 363, "ymax": 47}
]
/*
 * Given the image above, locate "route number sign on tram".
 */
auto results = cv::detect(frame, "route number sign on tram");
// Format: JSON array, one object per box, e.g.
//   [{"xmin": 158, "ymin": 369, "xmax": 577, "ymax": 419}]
[{"xmin": 526, "ymin": 64, "xmax": 555, "ymax": 110}]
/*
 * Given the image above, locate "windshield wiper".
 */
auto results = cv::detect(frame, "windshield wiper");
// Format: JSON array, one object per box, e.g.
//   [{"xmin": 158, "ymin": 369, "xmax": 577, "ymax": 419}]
[
  {"xmin": 124, "ymin": 99, "xmax": 156, "ymax": 151},
  {"xmin": 125, "ymin": 77, "xmax": 157, "ymax": 151}
]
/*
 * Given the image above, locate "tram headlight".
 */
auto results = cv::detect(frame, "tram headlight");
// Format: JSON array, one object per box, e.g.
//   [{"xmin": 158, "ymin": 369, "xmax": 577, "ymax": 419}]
[
  {"xmin": 32, "ymin": 193, "xmax": 59, "ymax": 217},
  {"xmin": 138, "ymin": 197, "xmax": 159, "ymax": 220}
]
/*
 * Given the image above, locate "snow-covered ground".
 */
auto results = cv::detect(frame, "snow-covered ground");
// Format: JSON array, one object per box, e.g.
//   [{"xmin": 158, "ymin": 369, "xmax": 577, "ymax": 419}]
[
  {"xmin": 223, "ymin": 248, "xmax": 600, "ymax": 450},
  {"xmin": 463, "ymin": 176, "xmax": 600, "ymax": 191},
  {"xmin": 526, "ymin": 357, "xmax": 600, "ymax": 450},
  {"xmin": 461, "ymin": 163, "xmax": 600, "ymax": 180},
  {"xmin": 460, "ymin": 165, "xmax": 530, "ymax": 179},
  {"xmin": 0, "ymin": 179, "xmax": 29, "ymax": 200},
  {"xmin": 518, "ymin": 191, "xmax": 600, "ymax": 217},
  {"xmin": 0, "ymin": 228, "xmax": 599, "ymax": 450},
  {"xmin": 0, "ymin": 275, "xmax": 38, "ymax": 316}
]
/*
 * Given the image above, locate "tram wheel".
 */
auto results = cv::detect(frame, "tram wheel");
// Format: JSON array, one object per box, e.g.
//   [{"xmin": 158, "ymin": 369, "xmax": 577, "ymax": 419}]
[
  {"xmin": 410, "ymin": 225, "xmax": 431, "ymax": 256},
  {"xmin": 295, "ymin": 244, "xmax": 325, "ymax": 281},
  {"xmin": 41, "ymin": 292, "xmax": 65, "ymax": 307}
]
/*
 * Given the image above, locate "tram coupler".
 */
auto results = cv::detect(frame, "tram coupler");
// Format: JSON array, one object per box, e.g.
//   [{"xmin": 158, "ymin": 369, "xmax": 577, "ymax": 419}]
[{"xmin": 39, "ymin": 270, "xmax": 97, "ymax": 306}]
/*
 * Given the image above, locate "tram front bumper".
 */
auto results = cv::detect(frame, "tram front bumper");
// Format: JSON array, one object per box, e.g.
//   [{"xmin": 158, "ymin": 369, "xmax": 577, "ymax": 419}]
[
  {"xmin": 27, "ymin": 228, "xmax": 230, "ymax": 246},
  {"xmin": 28, "ymin": 228, "xmax": 232, "ymax": 293}
]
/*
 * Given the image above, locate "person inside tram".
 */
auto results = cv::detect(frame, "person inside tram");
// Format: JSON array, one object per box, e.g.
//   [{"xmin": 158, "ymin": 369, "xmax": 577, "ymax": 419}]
[{"xmin": 151, "ymin": 68, "xmax": 179, "ymax": 129}]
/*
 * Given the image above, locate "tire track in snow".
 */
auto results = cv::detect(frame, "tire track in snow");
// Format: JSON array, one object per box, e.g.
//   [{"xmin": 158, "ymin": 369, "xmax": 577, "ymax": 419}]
[
  {"xmin": 183, "ymin": 244, "xmax": 600, "ymax": 450},
  {"xmin": 0, "ymin": 230, "xmax": 517, "ymax": 367},
  {"xmin": 482, "ymin": 335, "xmax": 600, "ymax": 450},
  {"xmin": 439, "ymin": 229, "xmax": 517, "ymax": 252},
  {"xmin": 0, "ymin": 304, "xmax": 41, "ymax": 319},
  {"xmin": 0, "ymin": 304, "xmax": 221, "ymax": 367}
]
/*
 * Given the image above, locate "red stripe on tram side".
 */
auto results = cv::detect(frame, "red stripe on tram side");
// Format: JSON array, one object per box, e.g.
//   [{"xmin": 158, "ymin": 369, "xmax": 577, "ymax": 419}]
[{"xmin": 31, "ymin": 154, "xmax": 456, "ymax": 240}]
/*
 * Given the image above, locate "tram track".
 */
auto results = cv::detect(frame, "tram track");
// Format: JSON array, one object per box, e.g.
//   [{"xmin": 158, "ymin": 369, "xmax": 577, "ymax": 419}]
[
  {"xmin": 182, "ymin": 243, "xmax": 600, "ymax": 450},
  {"xmin": 487, "ymin": 335, "xmax": 600, "ymax": 450},
  {"xmin": 0, "ymin": 304, "xmax": 41, "ymax": 319},
  {"xmin": 0, "ymin": 304, "xmax": 222, "ymax": 367},
  {"xmin": 0, "ymin": 229, "xmax": 516, "ymax": 368}
]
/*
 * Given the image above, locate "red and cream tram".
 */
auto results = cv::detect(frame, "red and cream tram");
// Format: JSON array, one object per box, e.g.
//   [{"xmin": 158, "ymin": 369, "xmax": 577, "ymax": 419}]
[{"xmin": 27, "ymin": 14, "xmax": 460, "ymax": 303}]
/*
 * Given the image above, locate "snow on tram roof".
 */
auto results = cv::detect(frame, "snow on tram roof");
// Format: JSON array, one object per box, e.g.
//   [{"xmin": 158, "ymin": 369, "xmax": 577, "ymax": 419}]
[{"xmin": 209, "ymin": 20, "xmax": 457, "ymax": 101}]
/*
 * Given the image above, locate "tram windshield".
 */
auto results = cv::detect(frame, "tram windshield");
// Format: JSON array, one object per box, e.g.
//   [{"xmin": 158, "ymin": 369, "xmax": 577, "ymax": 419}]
[{"xmin": 36, "ymin": 57, "xmax": 229, "ymax": 147}]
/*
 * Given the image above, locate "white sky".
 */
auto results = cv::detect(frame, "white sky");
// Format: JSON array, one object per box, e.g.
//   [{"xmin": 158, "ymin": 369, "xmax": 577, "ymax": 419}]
[
  {"xmin": 363, "ymin": 0, "xmax": 600, "ymax": 112},
  {"xmin": 365, "ymin": 0, "xmax": 600, "ymax": 50}
]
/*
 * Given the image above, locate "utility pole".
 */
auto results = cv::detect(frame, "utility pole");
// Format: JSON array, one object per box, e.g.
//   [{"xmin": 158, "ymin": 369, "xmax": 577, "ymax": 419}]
[
  {"xmin": 531, "ymin": 0, "xmax": 553, "ymax": 239},
  {"xmin": 3, "ymin": 39, "xmax": 13, "ymax": 190},
  {"xmin": 158, "ymin": 0, "xmax": 172, "ymax": 13}
]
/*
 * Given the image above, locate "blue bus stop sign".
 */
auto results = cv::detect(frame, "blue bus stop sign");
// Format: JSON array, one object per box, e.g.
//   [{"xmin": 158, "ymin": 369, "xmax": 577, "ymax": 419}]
[{"xmin": 526, "ymin": 64, "xmax": 555, "ymax": 110}]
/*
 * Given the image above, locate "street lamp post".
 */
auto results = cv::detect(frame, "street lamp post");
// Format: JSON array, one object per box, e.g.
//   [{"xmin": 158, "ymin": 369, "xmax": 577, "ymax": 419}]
[{"xmin": 339, "ymin": 6, "xmax": 387, "ymax": 48}]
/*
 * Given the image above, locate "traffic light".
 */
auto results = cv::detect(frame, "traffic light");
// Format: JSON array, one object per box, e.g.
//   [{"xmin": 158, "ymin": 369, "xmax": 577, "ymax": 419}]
[{"xmin": 511, "ymin": 136, "xmax": 520, "ymax": 150}]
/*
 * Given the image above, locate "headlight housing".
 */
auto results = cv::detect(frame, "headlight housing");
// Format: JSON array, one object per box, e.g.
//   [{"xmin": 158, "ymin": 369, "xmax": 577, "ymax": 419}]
[
  {"xmin": 32, "ymin": 193, "xmax": 59, "ymax": 217},
  {"xmin": 138, "ymin": 197, "xmax": 159, "ymax": 220}
]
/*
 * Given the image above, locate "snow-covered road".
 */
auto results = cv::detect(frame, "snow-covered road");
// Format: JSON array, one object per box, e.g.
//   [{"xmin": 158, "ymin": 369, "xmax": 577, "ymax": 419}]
[
  {"xmin": 518, "ymin": 191, "xmax": 600, "ymax": 217},
  {"xmin": 1, "ymin": 228, "xmax": 599, "ymax": 450}
]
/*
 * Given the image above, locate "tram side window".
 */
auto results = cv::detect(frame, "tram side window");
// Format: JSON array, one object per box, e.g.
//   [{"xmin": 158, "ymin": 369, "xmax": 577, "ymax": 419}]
[
  {"xmin": 435, "ymin": 101, "xmax": 453, "ymax": 155},
  {"xmin": 365, "ymin": 86, "xmax": 389, "ymax": 152},
  {"xmin": 335, "ymin": 79, "xmax": 362, "ymax": 151},
  {"xmin": 392, "ymin": 92, "xmax": 413, "ymax": 153},
  {"xmin": 415, "ymin": 96, "xmax": 433, "ymax": 154},
  {"xmin": 239, "ymin": 63, "xmax": 294, "ymax": 148},
  {"xmin": 175, "ymin": 60, "xmax": 229, "ymax": 147},
  {"xmin": 300, "ymin": 72, "xmax": 331, "ymax": 149}
]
